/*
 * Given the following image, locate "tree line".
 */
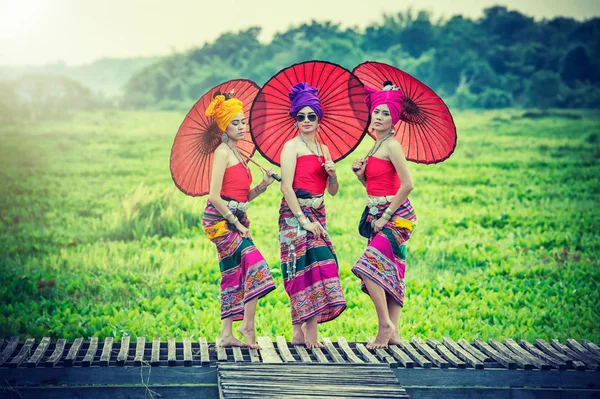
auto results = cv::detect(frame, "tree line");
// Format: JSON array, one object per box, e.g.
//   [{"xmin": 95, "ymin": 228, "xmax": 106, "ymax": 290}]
[{"xmin": 123, "ymin": 6, "xmax": 600, "ymax": 110}]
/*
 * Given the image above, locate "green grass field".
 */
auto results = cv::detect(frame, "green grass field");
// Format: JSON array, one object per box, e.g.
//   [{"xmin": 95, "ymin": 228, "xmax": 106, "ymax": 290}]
[{"xmin": 1, "ymin": 109, "xmax": 599, "ymax": 343}]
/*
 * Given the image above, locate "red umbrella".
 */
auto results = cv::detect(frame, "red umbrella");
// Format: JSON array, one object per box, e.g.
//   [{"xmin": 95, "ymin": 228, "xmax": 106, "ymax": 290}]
[
  {"xmin": 170, "ymin": 79, "xmax": 259, "ymax": 197},
  {"xmin": 249, "ymin": 60, "xmax": 370, "ymax": 166},
  {"xmin": 353, "ymin": 61, "xmax": 457, "ymax": 164}
]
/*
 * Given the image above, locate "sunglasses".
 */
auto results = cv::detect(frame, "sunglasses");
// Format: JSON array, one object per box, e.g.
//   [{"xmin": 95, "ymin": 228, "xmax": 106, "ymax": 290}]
[{"xmin": 295, "ymin": 113, "xmax": 318, "ymax": 122}]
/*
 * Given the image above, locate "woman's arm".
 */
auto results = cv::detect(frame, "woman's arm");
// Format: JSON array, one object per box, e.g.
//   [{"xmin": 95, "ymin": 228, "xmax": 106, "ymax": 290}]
[
  {"xmin": 322, "ymin": 145, "xmax": 339, "ymax": 196},
  {"xmin": 385, "ymin": 140, "xmax": 414, "ymax": 213},
  {"xmin": 208, "ymin": 146, "xmax": 234, "ymax": 216}
]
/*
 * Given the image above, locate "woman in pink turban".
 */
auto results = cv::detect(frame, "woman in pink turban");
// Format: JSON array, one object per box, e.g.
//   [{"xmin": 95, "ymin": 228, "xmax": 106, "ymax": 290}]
[{"xmin": 351, "ymin": 81, "xmax": 418, "ymax": 349}]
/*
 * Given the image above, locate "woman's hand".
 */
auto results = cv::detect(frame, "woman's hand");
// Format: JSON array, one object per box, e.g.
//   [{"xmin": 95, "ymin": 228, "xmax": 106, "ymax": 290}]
[
  {"xmin": 302, "ymin": 221, "xmax": 326, "ymax": 240},
  {"xmin": 235, "ymin": 221, "xmax": 251, "ymax": 239},
  {"xmin": 352, "ymin": 159, "xmax": 366, "ymax": 180},
  {"xmin": 262, "ymin": 168, "xmax": 276, "ymax": 186},
  {"xmin": 373, "ymin": 217, "xmax": 388, "ymax": 234},
  {"xmin": 323, "ymin": 160, "xmax": 336, "ymax": 178}
]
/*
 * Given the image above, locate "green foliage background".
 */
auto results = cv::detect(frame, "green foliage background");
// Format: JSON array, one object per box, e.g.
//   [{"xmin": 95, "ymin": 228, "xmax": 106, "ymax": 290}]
[{"xmin": 1, "ymin": 109, "xmax": 599, "ymax": 342}]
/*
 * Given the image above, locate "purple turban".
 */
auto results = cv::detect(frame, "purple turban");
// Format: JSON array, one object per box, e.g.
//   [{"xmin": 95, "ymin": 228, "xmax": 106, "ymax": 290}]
[
  {"xmin": 364, "ymin": 85, "xmax": 404, "ymax": 124},
  {"xmin": 288, "ymin": 82, "xmax": 323, "ymax": 120}
]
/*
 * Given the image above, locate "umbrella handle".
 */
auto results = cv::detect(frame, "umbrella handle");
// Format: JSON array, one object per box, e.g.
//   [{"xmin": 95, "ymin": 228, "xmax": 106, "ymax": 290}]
[{"xmin": 245, "ymin": 157, "xmax": 282, "ymax": 182}]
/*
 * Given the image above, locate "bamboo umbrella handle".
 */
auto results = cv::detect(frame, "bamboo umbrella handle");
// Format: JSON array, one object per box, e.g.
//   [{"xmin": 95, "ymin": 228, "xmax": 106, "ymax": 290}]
[{"xmin": 246, "ymin": 157, "xmax": 282, "ymax": 182}]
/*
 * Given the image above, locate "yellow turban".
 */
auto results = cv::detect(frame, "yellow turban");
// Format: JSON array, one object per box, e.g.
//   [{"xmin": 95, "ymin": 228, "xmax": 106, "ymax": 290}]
[{"xmin": 205, "ymin": 94, "xmax": 244, "ymax": 132}]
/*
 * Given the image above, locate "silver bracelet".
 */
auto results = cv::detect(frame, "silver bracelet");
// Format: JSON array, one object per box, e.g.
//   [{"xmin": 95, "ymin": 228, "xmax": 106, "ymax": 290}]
[
  {"xmin": 293, "ymin": 211, "xmax": 304, "ymax": 219},
  {"xmin": 224, "ymin": 211, "xmax": 233, "ymax": 220},
  {"xmin": 255, "ymin": 183, "xmax": 267, "ymax": 194},
  {"xmin": 328, "ymin": 176, "xmax": 338, "ymax": 184}
]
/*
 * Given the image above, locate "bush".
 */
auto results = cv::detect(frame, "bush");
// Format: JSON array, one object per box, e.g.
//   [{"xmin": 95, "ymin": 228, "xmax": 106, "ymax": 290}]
[{"xmin": 475, "ymin": 88, "xmax": 513, "ymax": 108}]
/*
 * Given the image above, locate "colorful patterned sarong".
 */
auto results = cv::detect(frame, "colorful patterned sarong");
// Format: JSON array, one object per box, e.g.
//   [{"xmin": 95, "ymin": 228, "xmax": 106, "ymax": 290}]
[
  {"xmin": 351, "ymin": 199, "xmax": 417, "ymax": 307},
  {"xmin": 201, "ymin": 201, "xmax": 276, "ymax": 320},
  {"xmin": 279, "ymin": 198, "xmax": 346, "ymax": 324}
]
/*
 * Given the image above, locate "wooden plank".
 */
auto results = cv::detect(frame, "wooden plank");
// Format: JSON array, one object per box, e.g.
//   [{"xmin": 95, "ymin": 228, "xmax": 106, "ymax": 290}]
[
  {"xmin": 167, "ymin": 338, "xmax": 176, "ymax": 366},
  {"xmin": 0, "ymin": 336, "xmax": 19, "ymax": 367},
  {"xmin": 64, "ymin": 337, "xmax": 83, "ymax": 367},
  {"xmin": 427, "ymin": 338, "xmax": 466, "ymax": 368},
  {"xmin": 294, "ymin": 345, "xmax": 312, "ymax": 363},
  {"xmin": 151, "ymin": 337, "xmax": 161, "ymax": 366},
  {"xmin": 232, "ymin": 346, "xmax": 244, "ymax": 362},
  {"xmin": 116, "ymin": 336, "xmax": 130, "ymax": 366},
  {"xmin": 199, "ymin": 337, "xmax": 210, "ymax": 365},
  {"xmin": 133, "ymin": 337, "xmax": 145, "ymax": 366},
  {"xmin": 355, "ymin": 343, "xmax": 380, "ymax": 363},
  {"xmin": 310, "ymin": 346, "xmax": 329, "ymax": 363},
  {"xmin": 520, "ymin": 339, "xmax": 567, "ymax": 370},
  {"xmin": 473, "ymin": 338, "xmax": 516, "ymax": 369},
  {"xmin": 9, "ymin": 338, "xmax": 34, "ymax": 368},
  {"xmin": 442, "ymin": 337, "xmax": 484, "ymax": 369},
  {"xmin": 397, "ymin": 338, "xmax": 432, "ymax": 368},
  {"xmin": 26, "ymin": 337, "xmax": 50, "ymax": 368},
  {"xmin": 81, "ymin": 337, "xmax": 98, "ymax": 367},
  {"xmin": 457, "ymin": 338, "xmax": 489, "ymax": 362},
  {"xmin": 375, "ymin": 348, "xmax": 397, "ymax": 366},
  {"xmin": 322, "ymin": 338, "xmax": 345, "ymax": 363},
  {"xmin": 551, "ymin": 339, "xmax": 599, "ymax": 370},
  {"xmin": 99, "ymin": 337, "xmax": 113, "ymax": 367},
  {"xmin": 413, "ymin": 337, "xmax": 449, "ymax": 368},
  {"xmin": 489, "ymin": 338, "xmax": 532, "ymax": 370},
  {"xmin": 215, "ymin": 338, "xmax": 227, "ymax": 362},
  {"xmin": 248, "ymin": 348, "xmax": 260, "ymax": 363},
  {"xmin": 182, "ymin": 337, "xmax": 192, "ymax": 366},
  {"xmin": 275, "ymin": 336, "xmax": 296, "ymax": 362},
  {"xmin": 257, "ymin": 336, "xmax": 282, "ymax": 363},
  {"xmin": 504, "ymin": 338, "xmax": 551, "ymax": 370},
  {"xmin": 45, "ymin": 338, "xmax": 66, "ymax": 368},
  {"xmin": 388, "ymin": 344, "xmax": 415, "ymax": 368},
  {"xmin": 535, "ymin": 339, "xmax": 573, "ymax": 366},
  {"xmin": 337, "ymin": 337, "xmax": 364, "ymax": 363},
  {"xmin": 581, "ymin": 339, "xmax": 600, "ymax": 360},
  {"xmin": 566, "ymin": 338, "xmax": 600, "ymax": 365}
]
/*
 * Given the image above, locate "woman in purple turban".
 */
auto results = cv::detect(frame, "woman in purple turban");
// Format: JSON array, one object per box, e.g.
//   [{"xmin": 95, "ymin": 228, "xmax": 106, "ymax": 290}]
[
  {"xmin": 278, "ymin": 82, "xmax": 346, "ymax": 349},
  {"xmin": 351, "ymin": 81, "xmax": 417, "ymax": 349}
]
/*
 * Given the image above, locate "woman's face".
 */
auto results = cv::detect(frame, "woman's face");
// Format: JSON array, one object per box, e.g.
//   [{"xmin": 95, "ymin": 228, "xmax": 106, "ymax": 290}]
[
  {"xmin": 295, "ymin": 106, "xmax": 318, "ymax": 134},
  {"xmin": 224, "ymin": 112, "xmax": 246, "ymax": 141},
  {"xmin": 371, "ymin": 104, "xmax": 393, "ymax": 133}
]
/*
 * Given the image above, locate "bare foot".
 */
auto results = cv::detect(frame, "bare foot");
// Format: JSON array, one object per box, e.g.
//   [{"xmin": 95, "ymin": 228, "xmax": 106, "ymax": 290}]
[
  {"xmin": 366, "ymin": 323, "xmax": 394, "ymax": 349},
  {"xmin": 388, "ymin": 327, "xmax": 401, "ymax": 345},
  {"xmin": 304, "ymin": 319, "xmax": 323, "ymax": 349},
  {"xmin": 238, "ymin": 323, "xmax": 259, "ymax": 349},
  {"xmin": 219, "ymin": 335, "xmax": 247, "ymax": 348},
  {"xmin": 291, "ymin": 323, "xmax": 305, "ymax": 345}
]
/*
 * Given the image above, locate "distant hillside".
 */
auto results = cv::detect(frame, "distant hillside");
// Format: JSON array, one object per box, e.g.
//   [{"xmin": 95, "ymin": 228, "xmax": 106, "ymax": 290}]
[{"xmin": 0, "ymin": 56, "xmax": 162, "ymax": 97}]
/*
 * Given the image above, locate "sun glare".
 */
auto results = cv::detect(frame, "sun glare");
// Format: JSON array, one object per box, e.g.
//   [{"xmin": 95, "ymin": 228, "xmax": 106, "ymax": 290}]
[{"xmin": 0, "ymin": 0, "xmax": 48, "ymax": 39}]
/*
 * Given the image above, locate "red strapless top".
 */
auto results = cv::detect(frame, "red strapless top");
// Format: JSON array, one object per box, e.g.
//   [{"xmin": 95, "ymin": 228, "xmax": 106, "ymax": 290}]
[
  {"xmin": 220, "ymin": 162, "xmax": 251, "ymax": 202},
  {"xmin": 292, "ymin": 155, "xmax": 327, "ymax": 196},
  {"xmin": 365, "ymin": 156, "xmax": 400, "ymax": 196}
]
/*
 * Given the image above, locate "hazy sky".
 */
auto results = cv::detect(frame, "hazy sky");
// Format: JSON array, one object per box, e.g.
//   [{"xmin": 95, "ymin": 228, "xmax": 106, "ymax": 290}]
[{"xmin": 1, "ymin": 0, "xmax": 599, "ymax": 66}]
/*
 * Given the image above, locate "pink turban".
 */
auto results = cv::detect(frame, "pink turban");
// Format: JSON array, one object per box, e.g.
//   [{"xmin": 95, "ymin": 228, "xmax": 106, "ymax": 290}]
[{"xmin": 364, "ymin": 85, "xmax": 404, "ymax": 124}]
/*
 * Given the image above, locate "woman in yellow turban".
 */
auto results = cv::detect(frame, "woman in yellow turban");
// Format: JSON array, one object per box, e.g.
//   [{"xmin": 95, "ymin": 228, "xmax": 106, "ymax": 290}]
[{"xmin": 201, "ymin": 91, "xmax": 277, "ymax": 348}]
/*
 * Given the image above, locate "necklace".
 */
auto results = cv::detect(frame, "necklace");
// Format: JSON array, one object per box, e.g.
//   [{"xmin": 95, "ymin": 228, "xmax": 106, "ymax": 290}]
[
  {"xmin": 224, "ymin": 141, "xmax": 250, "ymax": 174},
  {"xmin": 366, "ymin": 131, "xmax": 394, "ymax": 159},
  {"xmin": 299, "ymin": 134, "xmax": 323, "ymax": 162}
]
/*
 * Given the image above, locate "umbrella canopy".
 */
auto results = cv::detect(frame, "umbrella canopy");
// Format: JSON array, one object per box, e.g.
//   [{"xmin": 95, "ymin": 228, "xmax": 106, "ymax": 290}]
[
  {"xmin": 353, "ymin": 61, "xmax": 457, "ymax": 164},
  {"xmin": 170, "ymin": 79, "xmax": 259, "ymax": 196},
  {"xmin": 249, "ymin": 60, "xmax": 370, "ymax": 166}
]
